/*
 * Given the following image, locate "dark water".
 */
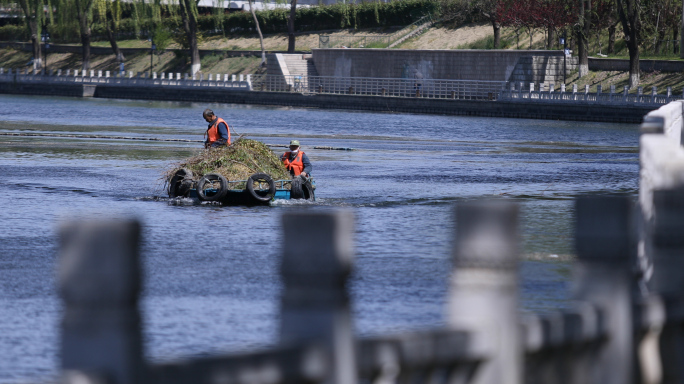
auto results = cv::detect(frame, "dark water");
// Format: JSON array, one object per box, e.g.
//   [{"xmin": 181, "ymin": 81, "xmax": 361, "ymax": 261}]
[{"xmin": 0, "ymin": 95, "xmax": 639, "ymax": 383}]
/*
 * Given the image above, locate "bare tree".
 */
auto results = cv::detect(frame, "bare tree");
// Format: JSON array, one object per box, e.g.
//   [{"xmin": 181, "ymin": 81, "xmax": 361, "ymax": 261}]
[
  {"xmin": 607, "ymin": 20, "xmax": 619, "ymax": 53},
  {"xmin": 616, "ymin": 0, "xmax": 641, "ymax": 88},
  {"xmin": 248, "ymin": 0, "xmax": 266, "ymax": 66},
  {"xmin": 472, "ymin": 0, "xmax": 503, "ymax": 48}
]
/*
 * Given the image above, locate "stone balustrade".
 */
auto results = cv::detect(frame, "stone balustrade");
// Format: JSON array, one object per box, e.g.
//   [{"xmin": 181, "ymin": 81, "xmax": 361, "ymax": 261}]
[{"xmin": 0, "ymin": 67, "xmax": 253, "ymax": 90}]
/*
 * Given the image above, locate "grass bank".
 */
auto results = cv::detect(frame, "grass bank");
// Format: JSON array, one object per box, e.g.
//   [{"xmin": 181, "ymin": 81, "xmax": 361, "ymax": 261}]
[
  {"xmin": 0, "ymin": 46, "xmax": 264, "ymax": 75},
  {"xmin": 3, "ymin": 22, "xmax": 684, "ymax": 93},
  {"xmin": 0, "ymin": 28, "xmax": 398, "ymax": 74}
]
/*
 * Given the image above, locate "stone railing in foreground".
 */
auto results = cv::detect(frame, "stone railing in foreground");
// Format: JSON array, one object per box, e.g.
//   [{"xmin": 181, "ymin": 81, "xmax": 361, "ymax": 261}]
[
  {"xmin": 54, "ymin": 165, "xmax": 684, "ymax": 384},
  {"xmin": 638, "ymin": 101, "xmax": 684, "ymax": 384},
  {"xmin": 501, "ymin": 81, "xmax": 681, "ymax": 106},
  {"xmin": 0, "ymin": 67, "xmax": 253, "ymax": 90}
]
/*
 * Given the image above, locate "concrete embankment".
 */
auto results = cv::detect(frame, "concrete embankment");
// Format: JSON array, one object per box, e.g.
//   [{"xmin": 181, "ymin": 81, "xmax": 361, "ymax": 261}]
[{"xmin": 0, "ymin": 81, "xmax": 654, "ymax": 123}]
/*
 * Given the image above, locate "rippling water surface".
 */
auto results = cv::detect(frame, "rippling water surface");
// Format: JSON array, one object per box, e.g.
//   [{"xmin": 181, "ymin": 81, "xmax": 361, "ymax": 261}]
[{"xmin": 0, "ymin": 95, "xmax": 639, "ymax": 383}]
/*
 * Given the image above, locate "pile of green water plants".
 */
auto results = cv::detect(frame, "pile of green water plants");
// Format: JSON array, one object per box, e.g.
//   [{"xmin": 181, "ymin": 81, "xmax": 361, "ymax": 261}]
[{"xmin": 166, "ymin": 138, "xmax": 291, "ymax": 188}]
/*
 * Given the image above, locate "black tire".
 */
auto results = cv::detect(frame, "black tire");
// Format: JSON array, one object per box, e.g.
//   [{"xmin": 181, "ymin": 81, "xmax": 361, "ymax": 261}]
[
  {"xmin": 178, "ymin": 179, "xmax": 194, "ymax": 197},
  {"xmin": 168, "ymin": 168, "xmax": 193, "ymax": 197},
  {"xmin": 246, "ymin": 173, "xmax": 276, "ymax": 202},
  {"xmin": 290, "ymin": 177, "xmax": 304, "ymax": 199},
  {"xmin": 197, "ymin": 173, "xmax": 229, "ymax": 201}
]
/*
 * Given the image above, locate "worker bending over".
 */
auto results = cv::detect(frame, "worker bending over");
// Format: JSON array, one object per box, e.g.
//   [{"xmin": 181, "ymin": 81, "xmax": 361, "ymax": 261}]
[{"xmin": 203, "ymin": 109, "xmax": 231, "ymax": 148}]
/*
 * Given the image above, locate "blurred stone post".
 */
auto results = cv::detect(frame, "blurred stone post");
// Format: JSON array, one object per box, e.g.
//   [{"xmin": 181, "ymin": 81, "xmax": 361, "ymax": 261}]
[
  {"xmin": 651, "ymin": 188, "xmax": 684, "ymax": 384},
  {"xmin": 280, "ymin": 211, "xmax": 357, "ymax": 384},
  {"xmin": 448, "ymin": 200, "xmax": 521, "ymax": 384},
  {"xmin": 574, "ymin": 196, "xmax": 635, "ymax": 384},
  {"xmin": 58, "ymin": 219, "xmax": 145, "ymax": 384}
]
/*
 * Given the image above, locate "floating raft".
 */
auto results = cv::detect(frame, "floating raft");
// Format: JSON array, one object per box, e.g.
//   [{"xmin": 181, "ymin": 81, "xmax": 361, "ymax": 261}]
[{"xmin": 166, "ymin": 138, "xmax": 315, "ymax": 205}]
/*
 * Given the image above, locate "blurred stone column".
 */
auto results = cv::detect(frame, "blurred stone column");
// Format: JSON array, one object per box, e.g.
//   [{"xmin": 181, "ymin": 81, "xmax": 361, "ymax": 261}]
[
  {"xmin": 574, "ymin": 196, "xmax": 635, "ymax": 384},
  {"xmin": 651, "ymin": 189, "xmax": 684, "ymax": 384},
  {"xmin": 448, "ymin": 200, "xmax": 521, "ymax": 384},
  {"xmin": 58, "ymin": 219, "xmax": 145, "ymax": 384},
  {"xmin": 280, "ymin": 211, "xmax": 357, "ymax": 384}
]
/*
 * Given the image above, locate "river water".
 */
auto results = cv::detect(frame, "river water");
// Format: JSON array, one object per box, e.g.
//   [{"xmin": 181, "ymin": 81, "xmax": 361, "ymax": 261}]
[{"xmin": 0, "ymin": 94, "xmax": 639, "ymax": 383}]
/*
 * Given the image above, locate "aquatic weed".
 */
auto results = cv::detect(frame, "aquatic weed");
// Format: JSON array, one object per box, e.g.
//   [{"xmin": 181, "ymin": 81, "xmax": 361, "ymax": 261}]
[{"xmin": 165, "ymin": 138, "xmax": 291, "ymax": 186}]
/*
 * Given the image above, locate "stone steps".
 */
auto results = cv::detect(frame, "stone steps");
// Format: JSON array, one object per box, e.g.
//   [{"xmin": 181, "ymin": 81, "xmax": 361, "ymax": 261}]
[
  {"xmin": 388, "ymin": 18, "xmax": 435, "ymax": 48},
  {"xmin": 282, "ymin": 54, "xmax": 319, "ymax": 77},
  {"xmin": 508, "ymin": 56, "xmax": 578, "ymax": 84}
]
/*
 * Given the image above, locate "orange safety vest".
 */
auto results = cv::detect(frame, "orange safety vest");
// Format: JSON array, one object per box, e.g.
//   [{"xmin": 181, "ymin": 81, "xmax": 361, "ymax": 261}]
[
  {"xmin": 283, "ymin": 151, "xmax": 305, "ymax": 176},
  {"xmin": 205, "ymin": 117, "xmax": 231, "ymax": 145}
]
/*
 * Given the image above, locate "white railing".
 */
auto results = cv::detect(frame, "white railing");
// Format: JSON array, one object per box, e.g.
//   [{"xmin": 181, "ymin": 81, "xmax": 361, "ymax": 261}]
[
  {"xmin": 500, "ymin": 82, "xmax": 681, "ymax": 105},
  {"xmin": 0, "ymin": 68, "xmax": 252, "ymax": 90},
  {"xmin": 251, "ymin": 74, "xmax": 506, "ymax": 100},
  {"xmin": 2, "ymin": 67, "xmax": 679, "ymax": 106}
]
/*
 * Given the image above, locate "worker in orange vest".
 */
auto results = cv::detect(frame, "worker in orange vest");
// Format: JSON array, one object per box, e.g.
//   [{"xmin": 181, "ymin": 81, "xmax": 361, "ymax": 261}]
[
  {"xmin": 281, "ymin": 140, "xmax": 312, "ymax": 178},
  {"xmin": 202, "ymin": 109, "xmax": 231, "ymax": 148}
]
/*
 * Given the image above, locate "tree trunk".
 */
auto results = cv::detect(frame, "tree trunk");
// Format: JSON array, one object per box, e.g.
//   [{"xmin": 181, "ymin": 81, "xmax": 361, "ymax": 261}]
[
  {"xmin": 608, "ymin": 23, "xmax": 616, "ymax": 54},
  {"xmin": 492, "ymin": 20, "xmax": 500, "ymax": 49},
  {"xmin": 249, "ymin": 0, "xmax": 265, "ymax": 67},
  {"xmin": 19, "ymin": 0, "xmax": 42, "ymax": 71},
  {"xmin": 528, "ymin": 27, "xmax": 533, "ymax": 49},
  {"xmin": 653, "ymin": 28, "xmax": 666, "ymax": 55},
  {"xmin": 180, "ymin": 0, "xmax": 201, "ymax": 75},
  {"xmin": 287, "ymin": 0, "xmax": 297, "ymax": 53},
  {"xmin": 74, "ymin": 0, "xmax": 93, "ymax": 72},
  {"xmin": 673, "ymin": 25, "xmax": 679, "ymax": 55},
  {"xmin": 29, "ymin": 23, "xmax": 42, "ymax": 71},
  {"xmin": 78, "ymin": 18, "xmax": 91, "ymax": 71},
  {"xmin": 628, "ymin": 40, "xmax": 639, "ymax": 88},
  {"xmin": 616, "ymin": 0, "xmax": 640, "ymax": 88},
  {"xmin": 105, "ymin": 21, "xmax": 124, "ymax": 63},
  {"xmin": 547, "ymin": 26, "xmax": 554, "ymax": 50},
  {"xmin": 576, "ymin": 28, "xmax": 588, "ymax": 77},
  {"xmin": 80, "ymin": 30, "xmax": 91, "ymax": 72},
  {"xmin": 576, "ymin": 0, "xmax": 591, "ymax": 77}
]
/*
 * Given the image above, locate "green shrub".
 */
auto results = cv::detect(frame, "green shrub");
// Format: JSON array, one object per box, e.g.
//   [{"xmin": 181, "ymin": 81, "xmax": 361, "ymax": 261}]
[{"xmin": 0, "ymin": 25, "xmax": 29, "ymax": 41}]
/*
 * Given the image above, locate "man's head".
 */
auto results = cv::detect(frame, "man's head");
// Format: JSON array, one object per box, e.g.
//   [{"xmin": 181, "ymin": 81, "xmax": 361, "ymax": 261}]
[
  {"xmin": 203, "ymin": 109, "xmax": 215, "ymax": 123},
  {"xmin": 289, "ymin": 140, "xmax": 300, "ymax": 152}
]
